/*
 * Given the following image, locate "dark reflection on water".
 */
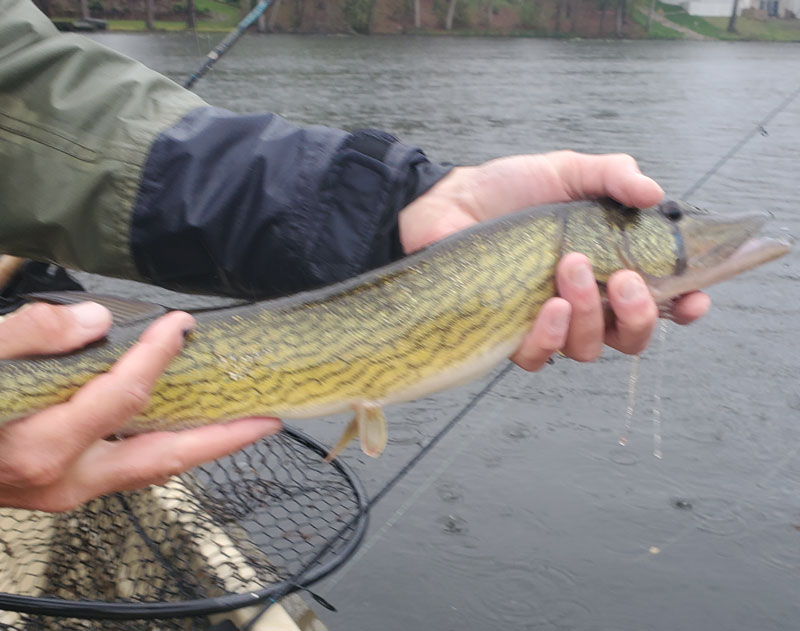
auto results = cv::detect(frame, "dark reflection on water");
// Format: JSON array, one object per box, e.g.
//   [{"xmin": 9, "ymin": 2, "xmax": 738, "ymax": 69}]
[{"xmin": 89, "ymin": 32, "xmax": 800, "ymax": 631}]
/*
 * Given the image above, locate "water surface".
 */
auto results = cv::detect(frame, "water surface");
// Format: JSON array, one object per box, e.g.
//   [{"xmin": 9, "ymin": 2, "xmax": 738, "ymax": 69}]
[{"xmin": 90, "ymin": 32, "xmax": 800, "ymax": 631}]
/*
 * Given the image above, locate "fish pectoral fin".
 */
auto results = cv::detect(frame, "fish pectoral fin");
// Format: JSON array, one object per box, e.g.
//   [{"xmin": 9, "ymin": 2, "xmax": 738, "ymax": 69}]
[
  {"xmin": 357, "ymin": 402, "xmax": 387, "ymax": 459},
  {"xmin": 323, "ymin": 402, "xmax": 388, "ymax": 463}
]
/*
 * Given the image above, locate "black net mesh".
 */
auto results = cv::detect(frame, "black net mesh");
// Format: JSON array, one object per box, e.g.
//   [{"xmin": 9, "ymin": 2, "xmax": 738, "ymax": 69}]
[{"xmin": 0, "ymin": 427, "xmax": 367, "ymax": 629}]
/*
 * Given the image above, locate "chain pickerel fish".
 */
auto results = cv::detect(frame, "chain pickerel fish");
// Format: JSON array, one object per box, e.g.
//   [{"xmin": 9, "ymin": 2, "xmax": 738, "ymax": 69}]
[{"xmin": 0, "ymin": 200, "xmax": 792, "ymax": 460}]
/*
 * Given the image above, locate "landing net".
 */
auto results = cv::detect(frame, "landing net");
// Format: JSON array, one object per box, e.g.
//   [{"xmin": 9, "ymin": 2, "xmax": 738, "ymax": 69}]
[{"xmin": 0, "ymin": 427, "xmax": 368, "ymax": 628}]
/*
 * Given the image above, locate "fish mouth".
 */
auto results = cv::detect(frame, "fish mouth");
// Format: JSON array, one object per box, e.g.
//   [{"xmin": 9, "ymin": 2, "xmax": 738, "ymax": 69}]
[{"xmin": 647, "ymin": 233, "xmax": 794, "ymax": 304}]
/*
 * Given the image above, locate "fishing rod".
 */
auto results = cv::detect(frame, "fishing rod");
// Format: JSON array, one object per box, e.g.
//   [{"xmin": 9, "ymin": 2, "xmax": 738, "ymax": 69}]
[{"xmin": 184, "ymin": 0, "xmax": 274, "ymax": 89}]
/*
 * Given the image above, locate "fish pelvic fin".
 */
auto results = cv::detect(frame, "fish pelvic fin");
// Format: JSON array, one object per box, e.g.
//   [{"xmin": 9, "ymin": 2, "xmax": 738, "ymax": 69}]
[
  {"xmin": 324, "ymin": 402, "xmax": 388, "ymax": 463},
  {"xmin": 324, "ymin": 416, "xmax": 359, "ymax": 463},
  {"xmin": 357, "ymin": 402, "xmax": 388, "ymax": 458}
]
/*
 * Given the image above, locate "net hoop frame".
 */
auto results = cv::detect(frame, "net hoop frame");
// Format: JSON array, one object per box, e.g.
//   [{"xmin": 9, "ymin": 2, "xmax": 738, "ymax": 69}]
[{"xmin": 0, "ymin": 426, "xmax": 369, "ymax": 620}]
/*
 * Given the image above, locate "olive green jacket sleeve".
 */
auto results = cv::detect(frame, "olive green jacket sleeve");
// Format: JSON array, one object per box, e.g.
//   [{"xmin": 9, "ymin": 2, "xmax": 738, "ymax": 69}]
[
  {"xmin": 0, "ymin": 0, "xmax": 205, "ymax": 280},
  {"xmin": 0, "ymin": 0, "xmax": 453, "ymax": 298}
]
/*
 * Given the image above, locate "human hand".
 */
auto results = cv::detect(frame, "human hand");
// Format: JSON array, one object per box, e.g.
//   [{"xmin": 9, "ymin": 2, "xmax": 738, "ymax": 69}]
[
  {"xmin": 0, "ymin": 302, "xmax": 281, "ymax": 512},
  {"xmin": 399, "ymin": 151, "xmax": 711, "ymax": 370}
]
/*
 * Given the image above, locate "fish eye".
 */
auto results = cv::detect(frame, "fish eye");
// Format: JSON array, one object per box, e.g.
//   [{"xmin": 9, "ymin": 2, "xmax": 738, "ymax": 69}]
[{"xmin": 662, "ymin": 203, "xmax": 683, "ymax": 222}]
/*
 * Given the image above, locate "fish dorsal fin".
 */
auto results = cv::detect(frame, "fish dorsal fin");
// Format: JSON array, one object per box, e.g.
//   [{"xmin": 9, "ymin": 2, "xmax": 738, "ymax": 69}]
[{"xmin": 25, "ymin": 291, "xmax": 167, "ymax": 327}]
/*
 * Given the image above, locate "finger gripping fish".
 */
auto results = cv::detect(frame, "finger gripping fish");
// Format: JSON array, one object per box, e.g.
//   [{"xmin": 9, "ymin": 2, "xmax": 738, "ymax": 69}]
[{"xmin": 0, "ymin": 200, "xmax": 791, "ymax": 460}]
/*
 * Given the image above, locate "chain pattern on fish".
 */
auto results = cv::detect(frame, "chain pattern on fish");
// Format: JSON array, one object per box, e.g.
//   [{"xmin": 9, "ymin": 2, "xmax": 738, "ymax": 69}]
[{"xmin": 0, "ymin": 200, "xmax": 790, "ymax": 455}]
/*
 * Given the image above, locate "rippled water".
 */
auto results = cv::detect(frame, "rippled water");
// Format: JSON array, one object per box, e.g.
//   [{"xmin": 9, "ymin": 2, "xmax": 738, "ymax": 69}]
[{"xmin": 90, "ymin": 33, "xmax": 800, "ymax": 631}]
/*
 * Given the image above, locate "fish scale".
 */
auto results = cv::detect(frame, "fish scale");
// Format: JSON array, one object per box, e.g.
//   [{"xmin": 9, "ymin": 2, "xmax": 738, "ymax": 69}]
[{"xmin": 0, "ymin": 199, "xmax": 790, "ymax": 458}]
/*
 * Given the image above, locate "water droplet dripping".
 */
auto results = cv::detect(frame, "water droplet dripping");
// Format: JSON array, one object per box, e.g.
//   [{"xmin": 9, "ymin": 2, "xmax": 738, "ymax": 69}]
[
  {"xmin": 649, "ymin": 320, "xmax": 669, "ymax": 459},
  {"xmin": 618, "ymin": 354, "xmax": 640, "ymax": 447}
]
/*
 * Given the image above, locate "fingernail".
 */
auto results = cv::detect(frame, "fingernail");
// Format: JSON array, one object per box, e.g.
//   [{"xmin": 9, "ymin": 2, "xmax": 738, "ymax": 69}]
[
  {"xmin": 620, "ymin": 275, "xmax": 646, "ymax": 302},
  {"xmin": 68, "ymin": 302, "xmax": 111, "ymax": 332},
  {"xmin": 549, "ymin": 307, "xmax": 570, "ymax": 336},
  {"xmin": 569, "ymin": 262, "xmax": 594, "ymax": 288},
  {"xmin": 644, "ymin": 173, "xmax": 664, "ymax": 192},
  {"xmin": 238, "ymin": 418, "xmax": 282, "ymax": 437},
  {"xmin": 636, "ymin": 173, "xmax": 664, "ymax": 199}
]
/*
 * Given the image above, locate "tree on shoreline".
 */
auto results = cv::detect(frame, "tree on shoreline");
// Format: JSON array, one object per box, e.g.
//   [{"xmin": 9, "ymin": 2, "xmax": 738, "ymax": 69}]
[
  {"xmin": 268, "ymin": 0, "xmax": 282, "ymax": 30},
  {"xmin": 145, "ymin": 0, "xmax": 155, "ymax": 29},
  {"xmin": 445, "ymin": 0, "xmax": 458, "ymax": 30},
  {"xmin": 728, "ymin": 0, "xmax": 739, "ymax": 32},
  {"xmin": 616, "ymin": 0, "xmax": 627, "ymax": 37}
]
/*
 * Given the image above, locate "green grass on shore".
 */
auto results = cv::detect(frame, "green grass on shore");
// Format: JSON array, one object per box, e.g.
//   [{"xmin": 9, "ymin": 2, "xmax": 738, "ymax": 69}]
[
  {"xmin": 706, "ymin": 15, "xmax": 800, "ymax": 40},
  {"xmin": 105, "ymin": 19, "xmax": 231, "ymax": 32},
  {"xmin": 631, "ymin": 5, "xmax": 685, "ymax": 38},
  {"xmin": 196, "ymin": 0, "xmax": 240, "ymax": 24},
  {"xmin": 98, "ymin": 0, "xmax": 240, "ymax": 31},
  {"xmin": 654, "ymin": 0, "xmax": 726, "ymax": 37},
  {"xmin": 654, "ymin": 0, "xmax": 800, "ymax": 40}
]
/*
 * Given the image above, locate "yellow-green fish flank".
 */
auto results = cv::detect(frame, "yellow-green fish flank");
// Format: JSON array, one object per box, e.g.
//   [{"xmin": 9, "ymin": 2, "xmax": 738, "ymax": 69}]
[{"xmin": 0, "ymin": 199, "xmax": 791, "ymax": 457}]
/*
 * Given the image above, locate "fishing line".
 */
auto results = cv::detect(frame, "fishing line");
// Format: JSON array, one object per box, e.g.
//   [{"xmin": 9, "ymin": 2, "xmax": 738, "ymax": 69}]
[
  {"xmin": 241, "ymin": 363, "xmax": 515, "ymax": 629},
  {"xmin": 617, "ymin": 354, "xmax": 639, "ymax": 447},
  {"xmin": 681, "ymin": 81, "xmax": 800, "ymax": 199},
  {"xmin": 327, "ymin": 364, "xmax": 517, "ymax": 582},
  {"xmin": 648, "ymin": 320, "xmax": 669, "ymax": 459},
  {"xmin": 332, "ymin": 79, "xmax": 800, "ymax": 582},
  {"xmin": 242, "ymin": 82, "xmax": 800, "ymax": 628},
  {"xmin": 621, "ymin": 82, "xmax": 800, "ymax": 453}
]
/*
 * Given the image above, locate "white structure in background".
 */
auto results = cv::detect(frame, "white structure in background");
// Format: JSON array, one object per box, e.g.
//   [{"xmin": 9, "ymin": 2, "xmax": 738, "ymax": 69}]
[
  {"xmin": 680, "ymin": 0, "xmax": 799, "ymax": 15},
  {"xmin": 680, "ymin": 0, "xmax": 750, "ymax": 16},
  {"xmin": 772, "ymin": 0, "xmax": 800, "ymax": 15}
]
